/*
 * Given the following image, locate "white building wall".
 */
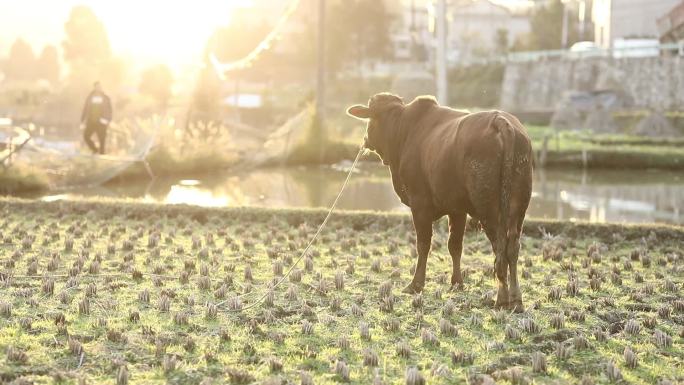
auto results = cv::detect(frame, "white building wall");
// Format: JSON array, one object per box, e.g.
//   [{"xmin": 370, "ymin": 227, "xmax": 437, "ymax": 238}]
[
  {"xmin": 594, "ymin": 0, "xmax": 680, "ymax": 48},
  {"xmin": 448, "ymin": 0, "xmax": 531, "ymax": 61},
  {"xmin": 611, "ymin": 0, "xmax": 680, "ymax": 40}
]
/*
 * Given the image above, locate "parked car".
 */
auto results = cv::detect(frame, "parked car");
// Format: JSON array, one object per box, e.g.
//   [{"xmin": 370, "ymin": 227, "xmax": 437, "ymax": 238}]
[{"xmin": 568, "ymin": 41, "xmax": 607, "ymax": 59}]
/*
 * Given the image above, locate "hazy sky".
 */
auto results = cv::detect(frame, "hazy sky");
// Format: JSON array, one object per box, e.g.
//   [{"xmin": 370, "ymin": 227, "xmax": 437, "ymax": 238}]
[
  {"xmin": 0, "ymin": 0, "xmax": 532, "ymax": 71},
  {"xmin": 0, "ymin": 0, "xmax": 245, "ymax": 71}
]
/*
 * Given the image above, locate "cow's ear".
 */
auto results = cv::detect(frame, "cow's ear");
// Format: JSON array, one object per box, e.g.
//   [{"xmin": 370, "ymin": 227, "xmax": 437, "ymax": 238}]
[{"xmin": 346, "ymin": 104, "xmax": 371, "ymax": 120}]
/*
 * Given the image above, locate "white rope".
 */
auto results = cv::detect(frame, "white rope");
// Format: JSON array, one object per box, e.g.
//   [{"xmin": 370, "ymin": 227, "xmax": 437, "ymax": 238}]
[{"xmin": 218, "ymin": 144, "xmax": 366, "ymax": 311}]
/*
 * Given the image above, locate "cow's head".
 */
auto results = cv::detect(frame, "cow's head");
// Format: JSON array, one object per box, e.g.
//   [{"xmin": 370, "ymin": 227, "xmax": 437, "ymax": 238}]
[{"xmin": 346, "ymin": 93, "xmax": 404, "ymax": 164}]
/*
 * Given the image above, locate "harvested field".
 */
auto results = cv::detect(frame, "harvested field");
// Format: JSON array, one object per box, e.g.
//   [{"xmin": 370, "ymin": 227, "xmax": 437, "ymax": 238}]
[{"xmin": 0, "ymin": 199, "xmax": 682, "ymax": 384}]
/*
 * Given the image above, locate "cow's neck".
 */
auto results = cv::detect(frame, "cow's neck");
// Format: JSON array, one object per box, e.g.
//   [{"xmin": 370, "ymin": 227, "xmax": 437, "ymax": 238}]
[{"xmin": 384, "ymin": 108, "xmax": 408, "ymax": 170}]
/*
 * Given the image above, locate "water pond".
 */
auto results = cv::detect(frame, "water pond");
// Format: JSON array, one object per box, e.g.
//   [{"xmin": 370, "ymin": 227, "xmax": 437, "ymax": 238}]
[{"xmin": 35, "ymin": 164, "xmax": 683, "ymax": 225}]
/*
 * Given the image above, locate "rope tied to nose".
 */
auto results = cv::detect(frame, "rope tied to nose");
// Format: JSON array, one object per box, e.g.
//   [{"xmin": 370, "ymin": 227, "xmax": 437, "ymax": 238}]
[{"xmin": 218, "ymin": 144, "xmax": 366, "ymax": 311}]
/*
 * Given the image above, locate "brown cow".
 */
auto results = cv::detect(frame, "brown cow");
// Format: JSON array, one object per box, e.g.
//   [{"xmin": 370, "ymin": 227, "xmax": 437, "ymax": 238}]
[{"xmin": 347, "ymin": 93, "xmax": 533, "ymax": 312}]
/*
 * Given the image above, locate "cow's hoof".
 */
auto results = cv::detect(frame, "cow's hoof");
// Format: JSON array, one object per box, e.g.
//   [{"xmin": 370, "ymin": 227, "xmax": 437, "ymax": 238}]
[
  {"xmin": 509, "ymin": 303, "xmax": 525, "ymax": 313},
  {"xmin": 494, "ymin": 299, "xmax": 509, "ymax": 310},
  {"xmin": 449, "ymin": 283, "xmax": 464, "ymax": 292},
  {"xmin": 495, "ymin": 288, "xmax": 510, "ymax": 309},
  {"xmin": 402, "ymin": 283, "xmax": 422, "ymax": 294},
  {"xmin": 450, "ymin": 274, "xmax": 463, "ymax": 287},
  {"xmin": 509, "ymin": 289, "xmax": 523, "ymax": 313},
  {"xmin": 508, "ymin": 299, "xmax": 524, "ymax": 313}
]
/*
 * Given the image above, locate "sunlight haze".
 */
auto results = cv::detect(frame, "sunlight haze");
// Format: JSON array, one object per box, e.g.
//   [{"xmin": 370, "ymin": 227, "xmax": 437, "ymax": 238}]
[
  {"xmin": 0, "ymin": 0, "xmax": 251, "ymax": 71},
  {"xmin": 1, "ymin": 0, "xmax": 683, "ymax": 383}
]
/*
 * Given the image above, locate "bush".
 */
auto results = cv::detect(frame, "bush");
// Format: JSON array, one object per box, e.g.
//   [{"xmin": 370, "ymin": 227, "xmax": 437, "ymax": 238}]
[
  {"xmin": 448, "ymin": 63, "xmax": 504, "ymax": 108},
  {"xmin": 0, "ymin": 166, "xmax": 49, "ymax": 194},
  {"xmin": 113, "ymin": 118, "xmax": 239, "ymax": 180},
  {"xmin": 287, "ymin": 109, "xmax": 361, "ymax": 165}
]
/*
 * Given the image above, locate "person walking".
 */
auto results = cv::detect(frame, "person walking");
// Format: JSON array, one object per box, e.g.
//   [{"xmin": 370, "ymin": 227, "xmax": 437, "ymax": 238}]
[{"xmin": 81, "ymin": 82, "xmax": 112, "ymax": 154}]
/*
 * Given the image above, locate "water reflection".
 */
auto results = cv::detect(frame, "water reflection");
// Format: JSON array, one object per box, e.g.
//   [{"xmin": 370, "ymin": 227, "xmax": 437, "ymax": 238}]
[
  {"xmin": 532, "ymin": 169, "xmax": 682, "ymax": 224},
  {"xmin": 38, "ymin": 164, "xmax": 683, "ymax": 225}
]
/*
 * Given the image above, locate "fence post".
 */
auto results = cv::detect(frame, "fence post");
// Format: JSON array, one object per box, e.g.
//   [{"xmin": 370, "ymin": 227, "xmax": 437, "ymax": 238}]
[{"xmin": 435, "ymin": 0, "xmax": 448, "ymax": 105}]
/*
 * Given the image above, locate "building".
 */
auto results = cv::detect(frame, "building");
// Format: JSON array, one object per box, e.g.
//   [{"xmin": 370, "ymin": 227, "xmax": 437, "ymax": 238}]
[
  {"xmin": 388, "ymin": 0, "xmax": 532, "ymax": 65},
  {"xmin": 388, "ymin": 0, "xmax": 433, "ymax": 62},
  {"xmin": 446, "ymin": 0, "xmax": 532, "ymax": 62},
  {"xmin": 658, "ymin": 1, "xmax": 684, "ymax": 44},
  {"xmin": 593, "ymin": 0, "xmax": 681, "ymax": 48}
]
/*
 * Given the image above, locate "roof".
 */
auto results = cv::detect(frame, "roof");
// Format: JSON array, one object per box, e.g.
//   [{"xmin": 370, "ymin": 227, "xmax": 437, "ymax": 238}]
[
  {"xmin": 657, "ymin": 1, "xmax": 684, "ymax": 39},
  {"xmin": 452, "ymin": 0, "xmax": 534, "ymax": 16}
]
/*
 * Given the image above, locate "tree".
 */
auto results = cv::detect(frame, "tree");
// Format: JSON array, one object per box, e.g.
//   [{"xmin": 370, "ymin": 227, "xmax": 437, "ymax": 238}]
[
  {"xmin": 527, "ymin": 0, "xmax": 579, "ymax": 50},
  {"xmin": 326, "ymin": 0, "xmax": 394, "ymax": 74},
  {"xmin": 63, "ymin": 6, "xmax": 111, "ymax": 65},
  {"xmin": 191, "ymin": 18, "xmax": 270, "ymax": 118},
  {"xmin": 36, "ymin": 45, "xmax": 60, "ymax": 84},
  {"xmin": 139, "ymin": 65, "xmax": 174, "ymax": 108},
  {"xmin": 62, "ymin": 6, "xmax": 123, "ymax": 90},
  {"xmin": 4, "ymin": 38, "xmax": 36, "ymax": 81}
]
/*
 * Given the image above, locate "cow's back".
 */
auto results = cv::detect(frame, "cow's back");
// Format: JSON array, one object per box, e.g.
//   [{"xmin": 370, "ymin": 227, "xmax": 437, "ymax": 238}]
[{"xmin": 411, "ymin": 109, "xmax": 532, "ymax": 218}]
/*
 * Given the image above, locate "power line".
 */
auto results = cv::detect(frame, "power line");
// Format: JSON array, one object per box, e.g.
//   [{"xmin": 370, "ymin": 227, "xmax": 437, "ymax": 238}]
[{"xmin": 210, "ymin": 0, "xmax": 302, "ymax": 80}]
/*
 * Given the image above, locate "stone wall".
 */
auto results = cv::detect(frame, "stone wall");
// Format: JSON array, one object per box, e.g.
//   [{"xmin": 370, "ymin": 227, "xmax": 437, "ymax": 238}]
[{"xmin": 500, "ymin": 56, "xmax": 684, "ymax": 112}]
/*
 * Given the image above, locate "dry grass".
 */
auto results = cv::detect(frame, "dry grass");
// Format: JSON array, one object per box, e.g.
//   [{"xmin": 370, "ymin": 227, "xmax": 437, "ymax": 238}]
[{"xmin": 0, "ymin": 198, "xmax": 682, "ymax": 384}]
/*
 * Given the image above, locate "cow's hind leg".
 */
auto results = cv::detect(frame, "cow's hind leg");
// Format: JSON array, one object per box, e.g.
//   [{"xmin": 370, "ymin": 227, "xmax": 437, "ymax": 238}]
[
  {"xmin": 403, "ymin": 208, "xmax": 433, "ymax": 294},
  {"xmin": 507, "ymin": 230, "xmax": 523, "ymax": 312},
  {"xmin": 506, "ymin": 204, "xmax": 527, "ymax": 312},
  {"xmin": 466, "ymin": 157, "xmax": 510, "ymax": 308},
  {"xmin": 495, "ymin": 243, "xmax": 510, "ymax": 310},
  {"xmin": 448, "ymin": 212, "xmax": 467, "ymax": 288},
  {"xmin": 482, "ymin": 223, "xmax": 509, "ymax": 309}
]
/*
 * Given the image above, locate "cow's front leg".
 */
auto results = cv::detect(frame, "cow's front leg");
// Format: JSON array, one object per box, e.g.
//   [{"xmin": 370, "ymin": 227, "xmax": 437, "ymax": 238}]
[
  {"xmin": 448, "ymin": 213, "xmax": 467, "ymax": 289},
  {"xmin": 403, "ymin": 208, "xmax": 433, "ymax": 294}
]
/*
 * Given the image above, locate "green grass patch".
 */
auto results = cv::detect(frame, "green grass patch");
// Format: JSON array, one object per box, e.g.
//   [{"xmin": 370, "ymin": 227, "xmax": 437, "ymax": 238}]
[{"xmin": 528, "ymin": 126, "xmax": 684, "ymax": 170}]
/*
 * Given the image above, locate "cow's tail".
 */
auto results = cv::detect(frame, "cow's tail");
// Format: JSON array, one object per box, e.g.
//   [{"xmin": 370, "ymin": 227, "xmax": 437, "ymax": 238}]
[{"xmin": 492, "ymin": 113, "xmax": 516, "ymax": 283}]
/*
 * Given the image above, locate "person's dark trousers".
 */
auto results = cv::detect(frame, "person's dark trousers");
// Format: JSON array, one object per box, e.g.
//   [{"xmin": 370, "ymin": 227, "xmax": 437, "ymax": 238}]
[{"xmin": 83, "ymin": 123, "xmax": 107, "ymax": 154}]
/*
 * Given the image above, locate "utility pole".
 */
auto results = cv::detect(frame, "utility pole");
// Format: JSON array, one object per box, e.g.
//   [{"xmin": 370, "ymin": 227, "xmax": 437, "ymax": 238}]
[
  {"xmin": 410, "ymin": 0, "xmax": 416, "ymax": 49},
  {"xmin": 410, "ymin": 0, "xmax": 416, "ymax": 32},
  {"xmin": 316, "ymin": 0, "xmax": 326, "ymax": 125},
  {"xmin": 561, "ymin": 1, "xmax": 569, "ymax": 49},
  {"xmin": 578, "ymin": 0, "xmax": 586, "ymax": 41},
  {"xmin": 435, "ymin": 0, "xmax": 448, "ymax": 105}
]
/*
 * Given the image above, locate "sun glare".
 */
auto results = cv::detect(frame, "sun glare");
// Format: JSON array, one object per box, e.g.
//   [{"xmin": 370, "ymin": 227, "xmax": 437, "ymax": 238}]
[
  {"xmin": 2, "ymin": 1, "xmax": 255, "ymax": 72},
  {"xmin": 97, "ymin": 1, "xmax": 249, "ymax": 69}
]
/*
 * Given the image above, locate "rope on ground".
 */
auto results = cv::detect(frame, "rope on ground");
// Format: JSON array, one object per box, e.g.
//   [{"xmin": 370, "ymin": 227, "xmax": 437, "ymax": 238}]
[{"xmin": 217, "ymin": 145, "xmax": 366, "ymax": 312}]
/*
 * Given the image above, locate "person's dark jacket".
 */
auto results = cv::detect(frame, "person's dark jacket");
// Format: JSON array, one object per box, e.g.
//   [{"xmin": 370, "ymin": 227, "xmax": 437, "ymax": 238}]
[{"xmin": 81, "ymin": 91, "xmax": 112, "ymax": 126}]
